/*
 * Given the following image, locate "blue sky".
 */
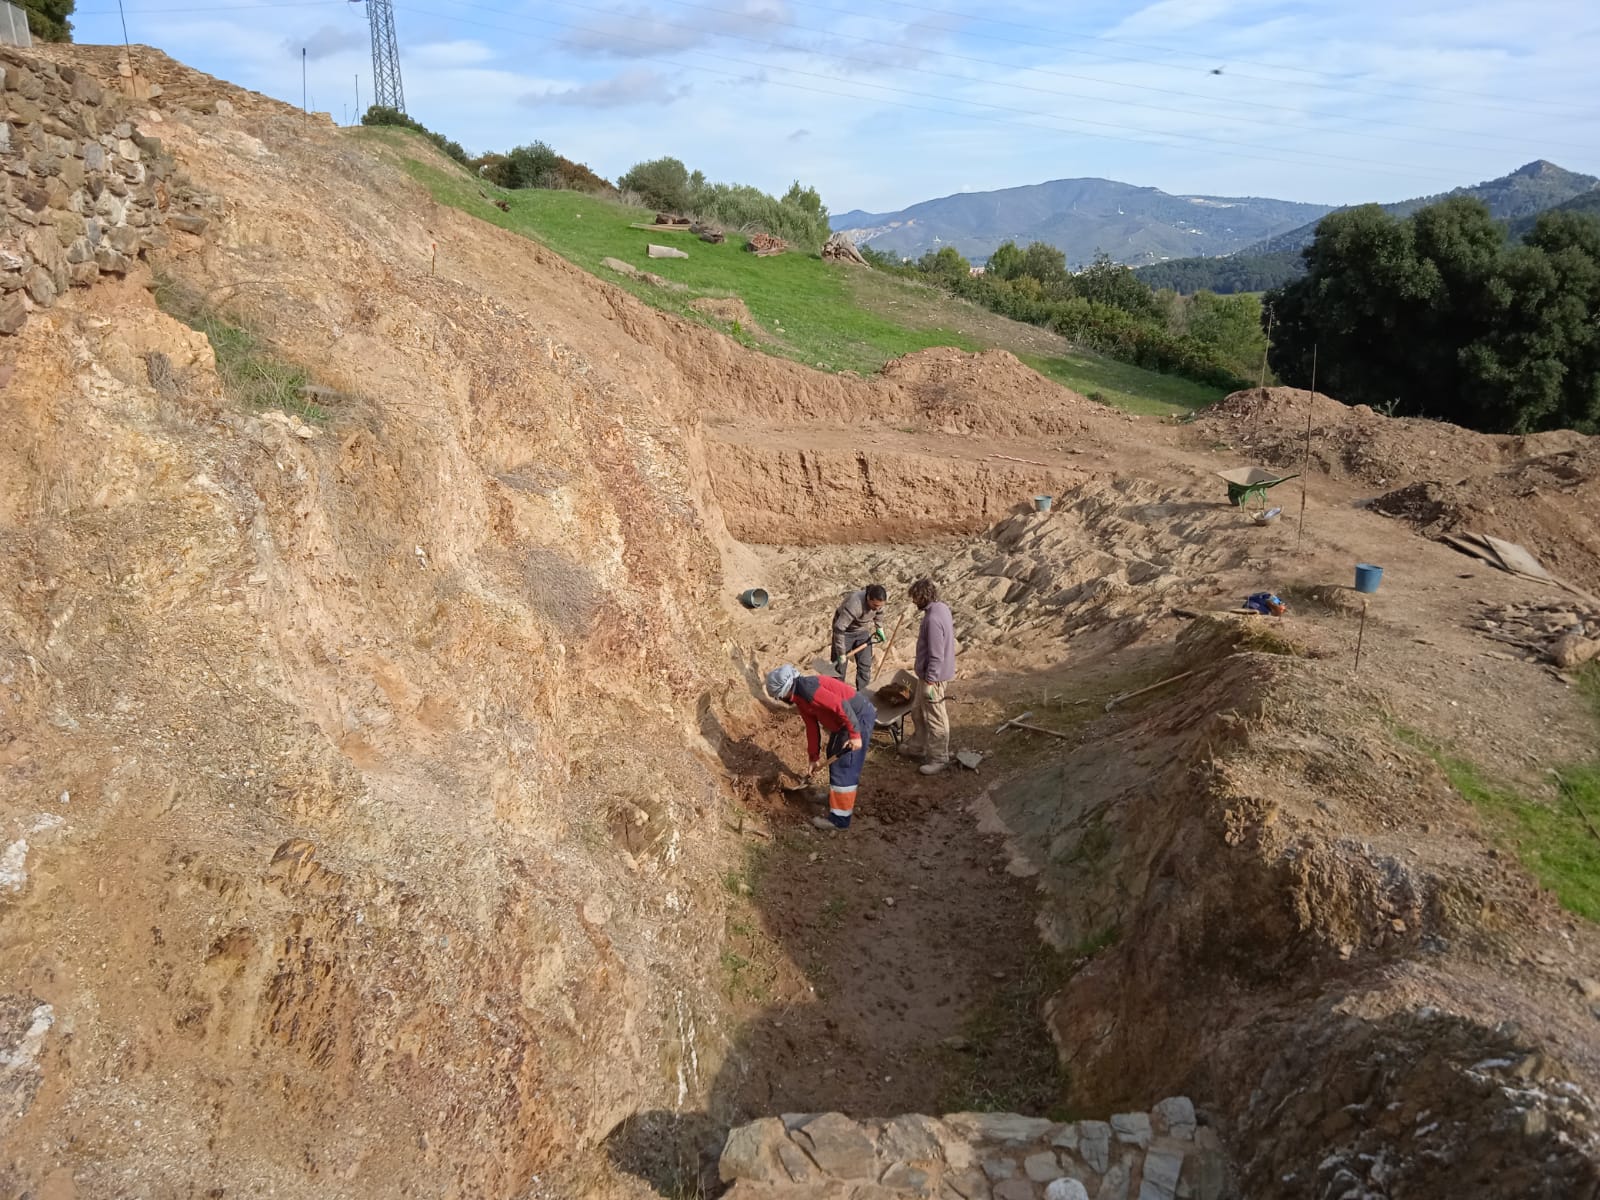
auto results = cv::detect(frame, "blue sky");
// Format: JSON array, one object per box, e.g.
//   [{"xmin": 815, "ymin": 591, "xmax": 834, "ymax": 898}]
[{"xmin": 70, "ymin": 0, "xmax": 1600, "ymax": 213}]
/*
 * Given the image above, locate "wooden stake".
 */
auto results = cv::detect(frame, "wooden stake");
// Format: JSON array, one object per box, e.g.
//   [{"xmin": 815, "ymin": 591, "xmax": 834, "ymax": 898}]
[
  {"xmin": 1258, "ymin": 307, "xmax": 1274, "ymax": 390},
  {"xmin": 1296, "ymin": 344, "xmax": 1316, "ymax": 553},
  {"xmin": 1353, "ymin": 600, "xmax": 1368, "ymax": 673}
]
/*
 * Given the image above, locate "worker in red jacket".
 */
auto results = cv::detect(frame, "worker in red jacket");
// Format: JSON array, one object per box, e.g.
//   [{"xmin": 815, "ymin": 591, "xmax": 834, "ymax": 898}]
[{"xmin": 765, "ymin": 664, "xmax": 877, "ymax": 831}]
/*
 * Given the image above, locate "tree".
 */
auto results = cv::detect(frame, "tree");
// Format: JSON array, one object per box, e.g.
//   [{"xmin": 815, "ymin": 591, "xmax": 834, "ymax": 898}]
[
  {"xmin": 618, "ymin": 157, "xmax": 693, "ymax": 212},
  {"xmin": 1075, "ymin": 252, "xmax": 1158, "ymax": 316},
  {"xmin": 781, "ymin": 181, "xmax": 825, "ymax": 218},
  {"xmin": 19, "ymin": 0, "xmax": 73, "ymax": 41},
  {"xmin": 986, "ymin": 241, "xmax": 1025, "ymax": 280},
  {"xmin": 1268, "ymin": 198, "xmax": 1600, "ymax": 433},
  {"xmin": 483, "ymin": 142, "xmax": 558, "ymax": 190},
  {"xmin": 1019, "ymin": 242, "xmax": 1070, "ymax": 293},
  {"xmin": 1184, "ymin": 291, "xmax": 1268, "ymax": 379},
  {"xmin": 916, "ymin": 246, "xmax": 971, "ymax": 286}
]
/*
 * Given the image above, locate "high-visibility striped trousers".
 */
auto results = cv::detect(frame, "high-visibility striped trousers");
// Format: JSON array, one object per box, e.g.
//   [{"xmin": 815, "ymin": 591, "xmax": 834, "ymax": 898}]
[{"xmin": 823, "ymin": 694, "xmax": 876, "ymax": 829}]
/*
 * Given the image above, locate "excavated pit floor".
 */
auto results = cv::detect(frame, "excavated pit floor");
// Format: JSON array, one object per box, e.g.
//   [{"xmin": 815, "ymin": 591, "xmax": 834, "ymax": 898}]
[{"xmin": 607, "ymin": 518, "xmax": 1199, "ymax": 1197}]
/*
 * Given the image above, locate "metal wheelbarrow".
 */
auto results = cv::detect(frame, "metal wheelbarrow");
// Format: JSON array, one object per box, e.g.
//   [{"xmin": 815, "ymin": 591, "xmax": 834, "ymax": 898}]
[{"xmin": 1217, "ymin": 466, "xmax": 1299, "ymax": 507}]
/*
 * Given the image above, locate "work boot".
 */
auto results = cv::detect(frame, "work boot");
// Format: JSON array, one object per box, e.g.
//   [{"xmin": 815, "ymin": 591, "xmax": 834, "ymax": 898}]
[
  {"xmin": 918, "ymin": 760, "xmax": 949, "ymax": 776},
  {"xmin": 811, "ymin": 815, "xmax": 841, "ymax": 832},
  {"xmin": 897, "ymin": 744, "xmax": 924, "ymax": 759}
]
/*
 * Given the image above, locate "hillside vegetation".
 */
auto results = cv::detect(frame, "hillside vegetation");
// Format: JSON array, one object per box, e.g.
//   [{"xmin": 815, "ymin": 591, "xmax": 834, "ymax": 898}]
[
  {"xmin": 357, "ymin": 127, "xmax": 1224, "ymax": 417},
  {"xmin": 832, "ymin": 176, "xmax": 1330, "ymax": 266},
  {"xmin": 1269, "ymin": 197, "xmax": 1600, "ymax": 433},
  {"xmin": 1137, "ymin": 160, "xmax": 1600, "ymax": 295}
]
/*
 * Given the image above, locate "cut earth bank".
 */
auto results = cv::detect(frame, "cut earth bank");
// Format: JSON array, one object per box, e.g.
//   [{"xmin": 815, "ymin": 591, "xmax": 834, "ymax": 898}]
[{"xmin": 1, "ymin": 40, "xmax": 1597, "ymax": 1200}]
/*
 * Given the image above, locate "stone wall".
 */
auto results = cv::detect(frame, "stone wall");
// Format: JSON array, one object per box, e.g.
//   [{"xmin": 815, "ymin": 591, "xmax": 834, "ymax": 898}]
[
  {"xmin": 1, "ymin": 46, "xmax": 207, "ymax": 336},
  {"xmin": 719, "ymin": 1099, "xmax": 1231, "ymax": 1200}
]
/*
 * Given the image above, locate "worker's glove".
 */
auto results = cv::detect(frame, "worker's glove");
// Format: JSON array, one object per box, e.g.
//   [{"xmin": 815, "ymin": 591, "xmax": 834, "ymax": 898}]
[
  {"xmin": 873, "ymin": 628, "xmax": 887, "ymax": 643},
  {"xmin": 848, "ymin": 736, "xmax": 863, "ymax": 752},
  {"xmin": 832, "ymin": 657, "xmax": 846, "ymax": 675}
]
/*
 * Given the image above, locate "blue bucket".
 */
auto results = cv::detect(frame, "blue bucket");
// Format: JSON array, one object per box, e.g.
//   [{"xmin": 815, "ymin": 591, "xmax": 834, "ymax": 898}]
[
  {"xmin": 1033, "ymin": 495, "xmax": 1053, "ymax": 512},
  {"xmin": 739, "ymin": 587, "xmax": 769, "ymax": 609},
  {"xmin": 1354, "ymin": 564, "xmax": 1384, "ymax": 594}
]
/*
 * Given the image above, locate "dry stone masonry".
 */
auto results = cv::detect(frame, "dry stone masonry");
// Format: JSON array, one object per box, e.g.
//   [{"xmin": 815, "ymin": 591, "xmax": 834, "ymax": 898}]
[
  {"xmin": 718, "ymin": 1099, "xmax": 1229, "ymax": 1200},
  {"xmin": 1, "ymin": 46, "xmax": 208, "ymax": 337}
]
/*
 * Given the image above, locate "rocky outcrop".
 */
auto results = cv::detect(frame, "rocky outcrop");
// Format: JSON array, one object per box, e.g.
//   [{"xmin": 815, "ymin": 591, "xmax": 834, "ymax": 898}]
[
  {"xmin": 718, "ymin": 1100, "xmax": 1229, "ymax": 1199},
  {"xmin": 1, "ymin": 45, "xmax": 209, "ymax": 336}
]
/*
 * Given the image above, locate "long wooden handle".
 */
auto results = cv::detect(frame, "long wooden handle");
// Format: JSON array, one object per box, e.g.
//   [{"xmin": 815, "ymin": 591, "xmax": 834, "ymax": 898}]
[
  {"xmin": 786, "ymin": 748, "xmax": 848, "ymax": 783},
  {"xmin": 1103, "ymin": 670, "xmax": 1195, "ymax": 712}
]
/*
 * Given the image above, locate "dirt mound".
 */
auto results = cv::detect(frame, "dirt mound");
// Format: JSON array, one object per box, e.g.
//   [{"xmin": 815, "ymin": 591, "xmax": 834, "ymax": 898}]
[
  {"xmin": 987, "ymin": 622, "xmax": 1600, "ymax": 1198},
  {"xmin": 1196, "ymin": 386, "xmax": 1589, "ymax": 491},
  {"xmin": 1368, "ymin": 444, "xmax": 1600, "ymax": 594},
  {"xmin": 878, "ymin": 346, "xmax": 1096, "ymax": 438}
]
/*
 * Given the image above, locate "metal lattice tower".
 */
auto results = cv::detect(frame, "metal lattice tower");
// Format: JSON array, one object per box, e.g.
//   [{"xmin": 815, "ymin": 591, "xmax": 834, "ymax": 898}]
[{"xmin": 360, "ymin": 0, "xmax": 406, "ymax": 113}]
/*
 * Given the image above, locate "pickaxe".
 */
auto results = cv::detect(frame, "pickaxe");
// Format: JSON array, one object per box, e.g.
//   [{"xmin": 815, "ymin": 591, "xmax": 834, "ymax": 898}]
[{"xmin": 995, "ymin": 710, "xmax": 1073, "ymax": 740}]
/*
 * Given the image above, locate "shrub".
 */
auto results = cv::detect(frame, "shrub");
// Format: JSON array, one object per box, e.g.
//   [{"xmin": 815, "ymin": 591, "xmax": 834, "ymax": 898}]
[
  {"xmin": 618, "ymin": 156, "xmax": 696, "ymax": 212},
  {"xmin": 360, "ymin": 105, "xmax": 470, "ymax": 168}
]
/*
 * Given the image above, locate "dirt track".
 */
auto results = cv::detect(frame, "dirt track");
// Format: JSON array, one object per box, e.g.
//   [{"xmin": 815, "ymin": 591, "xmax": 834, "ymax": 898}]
[{"xmin": 4, "ymin": 40, "xmax": 1600, "ymax": 1200}]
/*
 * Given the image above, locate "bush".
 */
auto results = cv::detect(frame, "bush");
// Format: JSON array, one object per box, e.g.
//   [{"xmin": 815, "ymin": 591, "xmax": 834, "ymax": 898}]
[
  {"xmin": 616, "ymin": 159, "xmax": 833, "ymax": 251},
  {"xmin": 618, "ymin": 157, "xmax": 697, "ymax": 212},
  {"xmin": 479, "ymin": 141, "xmax": 559, "ymax": 190},
  {"xmin": 550, "ymin": 156, "xmax": 614, "ymax": 194},
  {"xmin": 360, "ymin": 105, "xmax": 470, "ymax": 168}
]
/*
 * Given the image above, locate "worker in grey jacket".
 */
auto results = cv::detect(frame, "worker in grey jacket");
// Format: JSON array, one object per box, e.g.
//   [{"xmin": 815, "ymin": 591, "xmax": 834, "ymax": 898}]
[
  {"xmin": 830, "ymin": 584, "xmax": 888, "ymax": 691},
  {"xmin": 904, "ymin": 577, "xmax": 956, "ymax": 774}
]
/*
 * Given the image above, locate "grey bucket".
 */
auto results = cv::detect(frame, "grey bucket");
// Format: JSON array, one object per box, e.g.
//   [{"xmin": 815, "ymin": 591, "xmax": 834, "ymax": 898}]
[{"xmin": 740, "ymin": 587, "xmax": 769, "ymax": 609}]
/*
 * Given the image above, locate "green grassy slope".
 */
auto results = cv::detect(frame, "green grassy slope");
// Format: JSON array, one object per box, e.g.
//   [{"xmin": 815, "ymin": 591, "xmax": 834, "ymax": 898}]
[{"xmin": 355, "ymin": 127, "xmax": 1223, "ymax": 417}]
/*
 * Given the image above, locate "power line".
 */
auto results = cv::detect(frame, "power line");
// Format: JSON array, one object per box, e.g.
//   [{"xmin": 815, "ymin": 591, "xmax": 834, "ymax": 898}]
[
  {"xmin": 398, "ymin": 2, "xmax": 1476, "ymax": 184},
  {"xmin": 769, "ymin": 0, "xmax": 1599, "ymax": 118},
  {"xmin": 491, "ymin": 0, "xmax": 1600, "ymax": 158},
  {"xmin": 90, "ymin": 0, "xmax": 1598, "ymax": 145},
  {"xmin": 79, "ymin": 1, "xmax": 348, "ymax": 11}
]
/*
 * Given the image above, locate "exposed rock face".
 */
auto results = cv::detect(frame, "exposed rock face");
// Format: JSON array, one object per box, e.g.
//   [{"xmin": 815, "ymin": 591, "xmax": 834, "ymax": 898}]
[
  {"xmin": 0, "ymin": 47, "xmax": 210, "ymax": 337},
  {"xmin": 718, "ymin": 1102, "xmax": 1229, "ymax": 1199}
]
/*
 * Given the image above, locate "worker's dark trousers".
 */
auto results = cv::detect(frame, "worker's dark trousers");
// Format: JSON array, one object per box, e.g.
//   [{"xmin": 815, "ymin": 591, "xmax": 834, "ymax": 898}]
[
  {"xmin": 841, "ymin": 629, "xmax": 874, "ymax": 690},
  {"xmin": 824, "ymin": 693, "xmax": 877, "ymax": 829}
]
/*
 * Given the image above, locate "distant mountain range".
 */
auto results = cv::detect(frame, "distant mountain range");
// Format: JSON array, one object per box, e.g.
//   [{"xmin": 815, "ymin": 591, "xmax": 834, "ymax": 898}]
[
  {"xmin": 830, "ymin": 178, "xmax": 1334, "ymax": 268},
  {"xmin": 1135, "ymin": 160, "xmax": 1600, "ymax": 294}
]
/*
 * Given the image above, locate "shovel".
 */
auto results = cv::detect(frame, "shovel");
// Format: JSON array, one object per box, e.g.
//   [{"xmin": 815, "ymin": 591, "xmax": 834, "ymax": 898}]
[{"xmin": 765, "ymin": 747, "xmax": 855, "ymax": 795}]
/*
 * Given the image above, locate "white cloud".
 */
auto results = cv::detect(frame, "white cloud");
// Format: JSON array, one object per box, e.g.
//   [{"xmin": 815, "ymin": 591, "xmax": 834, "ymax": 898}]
[
  {"xmin": 409, "ymin": 40, "xmax": 499, "ymax": 69},
  {"xmin": 564, "ymin": 0, "xmax": 796, "ymax": 59},
  {"xmin": 289, "ymin": 25, "xmax": 365, "ymax": 62},
  {"xmin": 524, "ymin": 68, "xmax": 692, "ymax": 109},
  {"xmin": 65, "ymin": 1, "xmax": 1600, "ymax": 215}
]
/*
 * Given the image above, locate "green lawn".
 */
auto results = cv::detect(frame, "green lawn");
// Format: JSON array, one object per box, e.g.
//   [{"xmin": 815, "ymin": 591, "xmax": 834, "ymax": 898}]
[
  {"xmin": 1023, "ymin": 352, "xmax": 1223, "ymax": 417},
  {"xmin": 355, "ymin": 127, "xmax": 1224, "ymax": 416}
]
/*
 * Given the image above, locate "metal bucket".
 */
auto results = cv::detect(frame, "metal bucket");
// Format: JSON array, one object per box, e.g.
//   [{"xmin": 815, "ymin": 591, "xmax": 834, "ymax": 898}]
[
  {"xmin": 1354, "ymin": 564, "xmax": 1384, "ymax": 594},
  {"xmin": 1033, "ymin": 495, "xmax": 1053, "ymax": 512},
  {"xmin": 739, "ymin": 587, "xmax": 769, "ymax": 609}
]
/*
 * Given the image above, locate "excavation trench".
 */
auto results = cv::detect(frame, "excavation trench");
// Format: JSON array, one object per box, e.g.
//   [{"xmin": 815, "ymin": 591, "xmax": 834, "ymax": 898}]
[
  {"xmin": 602, "ymin": 485, "xmax": 1247, "ymax": 1196},
  {"xmin": 610, "ymin": 658, "xmax": 1099, "ymax": 1195},
  {"xmin": 7, "ymin": 42, "xmax": 1600, "ymax": 1200},
  {"xmin": 612, "ymin": 461, "xmax": 1600, "ymax": 1199}
]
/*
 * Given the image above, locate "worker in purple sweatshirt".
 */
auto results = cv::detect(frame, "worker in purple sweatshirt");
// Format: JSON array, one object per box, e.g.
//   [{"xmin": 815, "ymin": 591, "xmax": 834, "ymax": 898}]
[{"xmin": 903, "ymin": 577, "xmax": 956, "ymax": 775}]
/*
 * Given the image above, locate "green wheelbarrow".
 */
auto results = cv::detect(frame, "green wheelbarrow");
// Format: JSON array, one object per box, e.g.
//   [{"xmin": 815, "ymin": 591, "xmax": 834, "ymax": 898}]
[{"xmin": 1218, "ymin": 466, "xmax": 1299, "ymax": 507}]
